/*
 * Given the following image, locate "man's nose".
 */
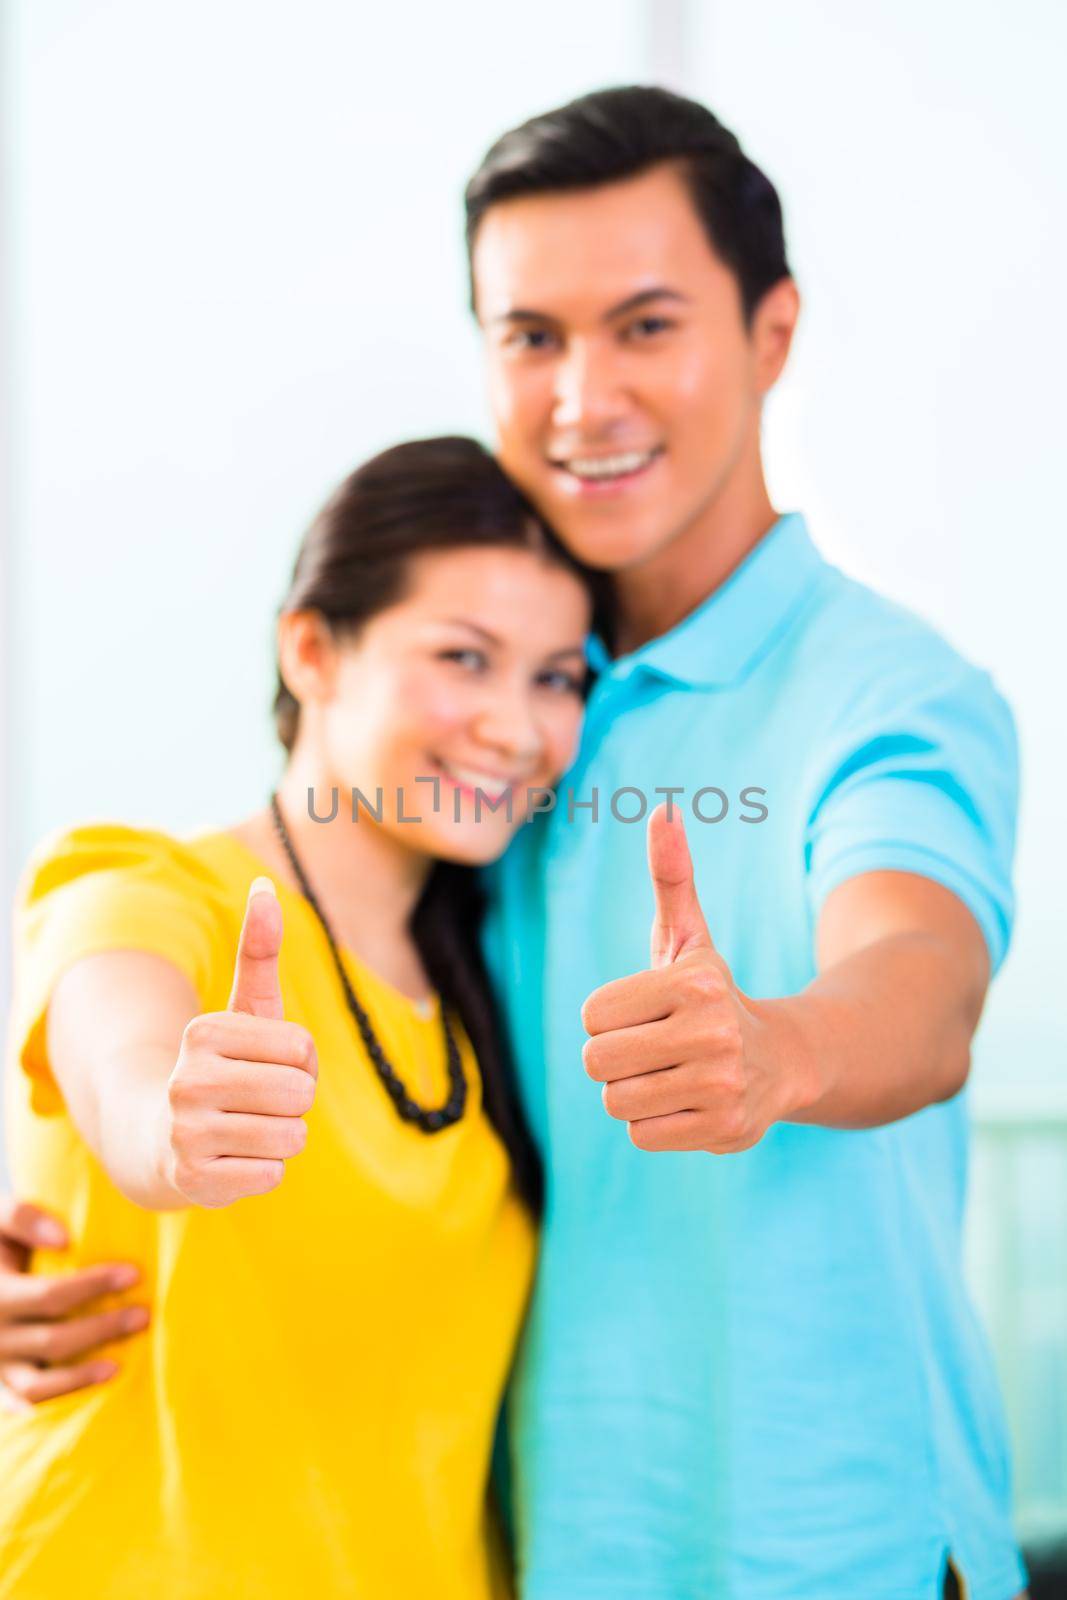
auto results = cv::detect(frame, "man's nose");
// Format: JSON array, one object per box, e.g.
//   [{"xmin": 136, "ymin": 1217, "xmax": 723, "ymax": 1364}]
[{"xmin": 551, "ymin": 340, "xmax": 626, "ymax": 433}]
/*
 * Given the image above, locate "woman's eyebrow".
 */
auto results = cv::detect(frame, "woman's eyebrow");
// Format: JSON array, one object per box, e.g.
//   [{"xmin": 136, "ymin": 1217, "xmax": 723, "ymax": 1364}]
[
  {"xmin": 435, "ymin": 621, "xmax": 586, "ymax": 658},
  {"xmin": 438, "ymin": 618, "xmax": 501, "ymax": 645}
]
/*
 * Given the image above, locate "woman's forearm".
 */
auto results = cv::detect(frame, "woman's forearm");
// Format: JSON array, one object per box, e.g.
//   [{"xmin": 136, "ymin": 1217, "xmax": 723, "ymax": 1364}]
[
  {"xmin": 86, "ymin": 1045, "xmax": 190, "ymax": 1210},
  {"xmin": 46, "ymin": 950, "xmax": 199, "ymax": 1211},
  {"xmin": 45, "ymin": 923, "xmax": 318, "ymax": 1213}
]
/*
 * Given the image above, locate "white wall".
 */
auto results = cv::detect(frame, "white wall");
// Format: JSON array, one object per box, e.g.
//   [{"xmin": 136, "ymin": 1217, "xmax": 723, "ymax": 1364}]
[
  {"xmin": 687, "ymin": 0, "xmax": 1067, "ymax": 1102},
  {"xmin": 681, "ymin": 3, "xmax": 1066, "ymax": 1535},
  {"xmin": 11, "ymin": 8, "xmax": 1059, "ymax": 1104},
  {"xmin": 2, "ymin": 0, "xmax": 647, "ymax": 865},
  {"xmin": 3, "ymin": 0, "xmax": 1062, "ymax": 1145},
  {"xmin": 3, "ymin": 0, "xmax": 1064, "ymax": 1533}
]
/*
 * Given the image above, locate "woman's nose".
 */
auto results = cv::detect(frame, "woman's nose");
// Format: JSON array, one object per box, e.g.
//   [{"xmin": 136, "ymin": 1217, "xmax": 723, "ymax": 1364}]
[{"xmin": 471, "ymin": 689, "xmax": 543, "ymax": 767}]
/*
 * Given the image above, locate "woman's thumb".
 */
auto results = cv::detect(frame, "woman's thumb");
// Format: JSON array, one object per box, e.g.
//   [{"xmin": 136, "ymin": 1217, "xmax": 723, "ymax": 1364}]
[{"xmin": 228, "ymin": 877, "xmax": 285, "ymax": 1020}]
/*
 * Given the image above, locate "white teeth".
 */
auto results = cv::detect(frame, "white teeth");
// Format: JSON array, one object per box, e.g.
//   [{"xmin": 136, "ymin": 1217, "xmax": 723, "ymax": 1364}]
[
  {"xmin": 563, "ymin": 450, "xmax": 656, "ymax": 481},
  {"xmin": 440, "ymin": 763, "xmax": 511, "ymax": 800}
]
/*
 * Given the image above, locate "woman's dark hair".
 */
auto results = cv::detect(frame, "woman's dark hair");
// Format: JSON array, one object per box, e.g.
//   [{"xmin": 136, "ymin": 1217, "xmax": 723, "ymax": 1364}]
[
  {"xmin": 274, "ymin": 435, "xmax": 601, "ymax": 1212},
  {"xmin": 465, "ymin": 85, "xmax": 790, "ymax": 324}
]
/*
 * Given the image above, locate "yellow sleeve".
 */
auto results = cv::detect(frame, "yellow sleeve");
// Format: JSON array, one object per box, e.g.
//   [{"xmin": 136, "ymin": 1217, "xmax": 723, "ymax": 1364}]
[{"xmin": 8, "ymin": 823, "xmax": 233, "ymax": 1116}]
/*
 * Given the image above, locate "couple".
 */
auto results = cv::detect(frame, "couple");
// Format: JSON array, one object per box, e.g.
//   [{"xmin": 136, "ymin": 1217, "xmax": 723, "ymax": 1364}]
[{"xmin": 0, "ymin": 86, "xmax": 1026, "ymax": 1600}]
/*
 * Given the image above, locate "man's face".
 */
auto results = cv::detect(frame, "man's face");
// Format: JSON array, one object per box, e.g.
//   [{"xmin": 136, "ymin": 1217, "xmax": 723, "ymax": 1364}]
[{"xmin": 472, "ymin": 162, "xmax": 792, "ymax": 573}]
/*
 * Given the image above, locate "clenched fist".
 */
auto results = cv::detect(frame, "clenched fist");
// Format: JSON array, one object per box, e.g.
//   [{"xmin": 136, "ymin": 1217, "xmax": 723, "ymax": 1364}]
[
  {"xmin": 581, "ymin": 804, "xmax": 789, "ymax": 1155},
  {"xmin": 162, "ymin": 877, "xmax": 318, "ymax": 1207}
]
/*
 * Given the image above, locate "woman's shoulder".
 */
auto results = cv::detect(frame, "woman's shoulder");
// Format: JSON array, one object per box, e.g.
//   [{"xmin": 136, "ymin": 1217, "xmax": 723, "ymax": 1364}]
[
  {"xmin": 10, "ymin": 825, "xmax": 249, "ymax": 1107},
  {"xmin": 18, "ymin": 820, "xmax": 237, "ymax": 915},
  {"xmin": 12, "ymin": 821, "xmax": 252, "ymax": 1000}
]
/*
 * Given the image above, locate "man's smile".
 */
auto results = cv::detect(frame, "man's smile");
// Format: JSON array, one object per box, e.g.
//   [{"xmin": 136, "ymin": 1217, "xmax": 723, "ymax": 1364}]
[{"xmin": 548, "ymin": 445, "xmax": 665, "ymax": 494}]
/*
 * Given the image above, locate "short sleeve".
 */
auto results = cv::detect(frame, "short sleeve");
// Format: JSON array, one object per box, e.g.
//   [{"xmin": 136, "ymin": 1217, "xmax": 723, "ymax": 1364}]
[
  {"xmin": 804, "ymin": 662, "xmax": 1019, "ymax": 971},
  {"xmin": 8, "ymin": 823, "xmax": 232, "ymax": 1115}
]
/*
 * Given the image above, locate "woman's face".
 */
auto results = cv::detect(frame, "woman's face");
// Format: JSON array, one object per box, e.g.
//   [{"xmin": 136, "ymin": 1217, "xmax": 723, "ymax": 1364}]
[{"xmin": 287, "ymin": 545, "xmax": 591, "ymax": 865}]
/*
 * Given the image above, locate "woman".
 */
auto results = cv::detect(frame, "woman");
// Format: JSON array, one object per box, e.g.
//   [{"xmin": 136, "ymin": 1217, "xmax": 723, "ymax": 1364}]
[{"xmin": 0, "ymin": 437, "xmax": 595, "ymax": 1598}]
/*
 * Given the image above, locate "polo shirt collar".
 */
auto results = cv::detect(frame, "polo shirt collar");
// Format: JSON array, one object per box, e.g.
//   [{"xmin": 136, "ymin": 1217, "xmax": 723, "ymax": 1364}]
[{"xmin": 586, "ymin": 512, "xmax": 825, "ymax": 691}]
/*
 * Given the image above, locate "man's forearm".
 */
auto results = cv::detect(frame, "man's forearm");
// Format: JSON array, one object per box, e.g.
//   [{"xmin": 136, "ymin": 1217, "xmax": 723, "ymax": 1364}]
[
  {"xmin": 758, "ymin": 931, "xmax": 986, "ymax": 1131},
  {"xmin": 583, "ymin": 850, "xmax": 993, "ymax": 1153}
]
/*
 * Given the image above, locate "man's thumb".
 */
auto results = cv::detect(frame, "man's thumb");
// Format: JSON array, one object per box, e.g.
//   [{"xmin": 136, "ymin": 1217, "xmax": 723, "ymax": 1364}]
[
  {"xmin": 647, "ymin": 804, "xmax": 714, "ymax": 968},
  {"xmin": 228, "ymin": 877, "xmax": 285, "ymax": 1019}
]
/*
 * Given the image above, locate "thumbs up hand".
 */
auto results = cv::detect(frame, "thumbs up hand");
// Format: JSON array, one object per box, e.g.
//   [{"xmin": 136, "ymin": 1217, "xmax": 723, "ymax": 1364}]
[
  {"xmin": 162, "ymin": 878, "xmax": 318, "ymax": 1207},
  {"xmin": 581, "ymin": 805, "xmax": 783, "ymax": 1155}
]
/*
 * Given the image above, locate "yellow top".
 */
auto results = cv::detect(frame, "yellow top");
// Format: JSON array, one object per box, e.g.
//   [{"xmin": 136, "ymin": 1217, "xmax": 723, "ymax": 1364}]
[{"xmin": 0, "ymin": 823, "xmax": 535, "ymax": 1600}]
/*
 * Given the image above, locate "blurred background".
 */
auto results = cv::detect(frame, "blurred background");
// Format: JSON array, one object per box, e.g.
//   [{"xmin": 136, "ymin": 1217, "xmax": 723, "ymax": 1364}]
[{"xmin": 2, "ymin": 0, "xmax": 1065, "ymax": 1578}]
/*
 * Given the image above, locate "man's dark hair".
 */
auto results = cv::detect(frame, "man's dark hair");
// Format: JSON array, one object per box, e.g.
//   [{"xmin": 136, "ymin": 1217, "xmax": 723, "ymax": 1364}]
[{"xmin": 464, "ymin": 85, "xmax": 790, "ymax": 324}]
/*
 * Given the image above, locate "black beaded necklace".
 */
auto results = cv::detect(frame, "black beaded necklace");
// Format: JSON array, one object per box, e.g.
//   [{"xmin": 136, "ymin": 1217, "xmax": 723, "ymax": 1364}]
[{"xmin": 269, "ymin": 792, "xmax": 466, "ymax": 1134}]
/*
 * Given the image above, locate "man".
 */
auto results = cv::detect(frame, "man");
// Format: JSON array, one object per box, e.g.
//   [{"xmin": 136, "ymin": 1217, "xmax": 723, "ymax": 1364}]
[{"xmin": 2, "ymin": 88, "xmax": 1025, "ymax": 1599}]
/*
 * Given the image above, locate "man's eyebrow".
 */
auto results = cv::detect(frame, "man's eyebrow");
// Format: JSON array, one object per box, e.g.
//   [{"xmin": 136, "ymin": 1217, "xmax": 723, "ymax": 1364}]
[
  {"xmin": 490, "ymin": 286, "xmax": 689, "ymax": 328},
  {"xmin": 490, "ymin": 307, "xmax": 562, "ymax": 328},
  {"xmin": 601, "ymin": 286, "xmax": 690, "ymax": 321}
]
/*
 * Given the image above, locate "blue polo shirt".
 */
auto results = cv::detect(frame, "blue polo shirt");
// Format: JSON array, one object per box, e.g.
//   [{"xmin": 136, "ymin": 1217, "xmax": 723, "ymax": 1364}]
[{"xmin": 485, "ymin": 514, "xmax": 1024, "ymax": 1600}]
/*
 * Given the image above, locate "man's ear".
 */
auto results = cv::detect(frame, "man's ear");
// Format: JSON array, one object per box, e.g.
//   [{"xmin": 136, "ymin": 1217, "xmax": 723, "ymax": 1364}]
[
  {"xmin": 276, "ymin": 610, "xmax": 337, "ymax": 712},
  {"xmin": 752, "ymin": 276, "xmax": 800, "ymax": 395}
]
